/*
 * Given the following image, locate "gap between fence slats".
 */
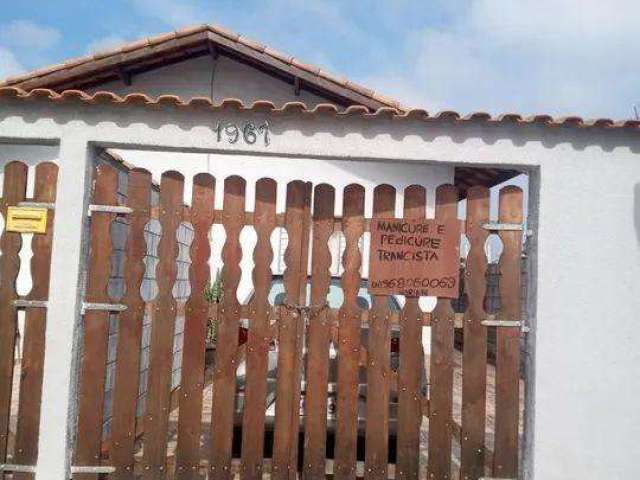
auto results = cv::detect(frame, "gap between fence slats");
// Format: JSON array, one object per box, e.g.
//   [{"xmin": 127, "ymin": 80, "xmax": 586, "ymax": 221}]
[
  {"xmin": 109, "ymin": 168, "xmax": 152, "ymax": 480},
  {"xmin": 493, "ymin": 186, "xmax": 523, "ymax": 478},
  {"xmin": 74, "ymin": 164, "xmax": 119, "ymax": 480},
  {"xmin": 460, "ymin": 185, "xmax": 490, "ymax": 480},
  {"xmin": 396, "ymin": 184, "xmax": 427, "ymax": 480},
  {"xmin": 142, "ymin": 171, "xmax": 184, "ymax": 480},
  {"xmin": 175, "ymin": 173, "xmax": 215, "ymax": 480},
  {"xmin": 240, "ymin": 178, "xmax": 277, "ymax": 480},
  {"xmin": 0, "ymin": 162, "xmax": 28, "ymax": 479},
  {"xmin": 13, "ymin": 163, "xmax": 58, "ymax": 480},
  {"xmin": 209, "ymin": 176, "xmax": 245, "ymax": 480},
  {"xmin": 334, "ymin": 184, "xmax": 365, "ymax": 480},
  {"xmin": 302, "ymin": 184, "xmax": 335, "ymax": 480},
  {"xmin": 427, "ymin": 184, "xmax": 459, "ymax": 480}
]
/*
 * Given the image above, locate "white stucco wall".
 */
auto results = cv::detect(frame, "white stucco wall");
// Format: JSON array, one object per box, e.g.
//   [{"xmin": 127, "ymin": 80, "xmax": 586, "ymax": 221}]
[{"xmin": 2, "ymin": 97, "xmax": 639, "ymax": 480}]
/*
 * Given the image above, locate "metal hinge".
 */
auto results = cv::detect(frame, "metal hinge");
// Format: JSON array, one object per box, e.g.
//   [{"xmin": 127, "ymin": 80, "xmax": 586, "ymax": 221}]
[
  {"xmin": 88, "ymin": 204, "xmax": 133, "ymax": 216},
  {"xmin": 82, "ymin": 302, "xmax": 127, "ymax": 314},
  {"xmin": 70, "ymin": 466, "xmax": 116, "ymax": 475},
  {"xmin": 13, "ymin": 299, "xmax": 48, "ymax": 309},
  {"xmin": 0, "ymin": 464, "xmax": 37, "ymax": 473},
  {"xmin": 482, "ymin": 319, "xmax": 530, "ymax": 333}
]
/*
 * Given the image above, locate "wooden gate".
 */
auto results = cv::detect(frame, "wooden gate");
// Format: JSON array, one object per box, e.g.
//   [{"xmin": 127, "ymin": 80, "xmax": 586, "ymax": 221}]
[
  {"xmin": 0, "ymin": 161, "xmax": 58, "ymax": 478},
  {"xmin": 74, "ymin": 163, "xmax": 525, "ymax": 480}
]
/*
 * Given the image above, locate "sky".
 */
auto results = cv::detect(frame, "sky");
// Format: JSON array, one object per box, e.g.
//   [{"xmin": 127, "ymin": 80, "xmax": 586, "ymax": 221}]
[{"xmin": 0, "ymin": 0, "xmax": 639, "ymax": 120}]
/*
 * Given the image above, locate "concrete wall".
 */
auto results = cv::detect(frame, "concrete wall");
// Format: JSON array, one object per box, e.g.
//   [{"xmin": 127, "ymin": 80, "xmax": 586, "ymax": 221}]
[{"xmin": 1, "ymin": 98, "xmax": 639, "ymax": 480}]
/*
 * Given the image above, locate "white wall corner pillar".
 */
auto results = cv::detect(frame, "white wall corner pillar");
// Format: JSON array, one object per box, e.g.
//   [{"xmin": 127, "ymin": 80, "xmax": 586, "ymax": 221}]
[{"xmin": 35, "ymin": 136, "xmax": 94, "ymax": 480}]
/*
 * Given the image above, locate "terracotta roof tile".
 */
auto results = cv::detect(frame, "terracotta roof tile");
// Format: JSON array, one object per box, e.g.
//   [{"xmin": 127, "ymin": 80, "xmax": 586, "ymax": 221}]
[
  {"xmin": 237, "ymin": 36, "xmax": 267, "ymax": 53},
  {"xmin": 262, "ymin": 46, "xmax": 293, "ymax": 65},
  {"xmin": 290, "ymin": 58, "xmax": 321, "ymax": 76},
  {"xmin": 1, "ymin": 87, "xmax": 636, "ymax": 134},
  {"xmin": 344, "ymin": 80, "xmax": 375, "ymax": 98},
  {"xmin": 209, "ymin": 24, "xmax": 240, "ymax": 42},
  {"xmin": 175, "ymin": 25, "xmax": 206, "ymax": 38},
  {"xmin": 149, "ymin": 31, "xmax": 177, "ymax": 45},
  {"xmin": 120, "ymin": 38, "xmax": 151, "ymax": 53}
]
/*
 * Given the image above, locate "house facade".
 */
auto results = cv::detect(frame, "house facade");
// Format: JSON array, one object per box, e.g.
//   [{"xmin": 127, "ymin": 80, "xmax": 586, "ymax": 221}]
[{"xmin": 0, "ymin": 24, "xmax": 638, "ymax": 480}]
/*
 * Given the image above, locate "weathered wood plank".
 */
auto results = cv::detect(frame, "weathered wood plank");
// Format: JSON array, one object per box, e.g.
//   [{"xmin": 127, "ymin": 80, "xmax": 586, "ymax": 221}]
[
  {"xmin": 364, "ymin": 184, "xmax": 396, "ymax": 480},
  {"xmin": 396, "ymin": 184, "xmax": 427, "ymax": 480},
  {"xmin": 302, "ymin": 184, "xmax": 335, "ymax": 480},
  {"xmin": 240, "ymin": 178, "xmax": 277, "ymax": 480},
  {"xmin": 109, "ymin": 168, "xmax": 152, "ymax": 480},
  {"xmin": 209, "ymin": 176, "xmax": 245, "ymax": 480},
  {"xmin": 493, "ymin": 186, "xmax": 523, "ymax": 478},
  {"xmin": 0, "ymin": 161, "xmax": 28, "ymax": 475},
  {"xmin": 334, "ymin": 184, "xmax": 365, "ymax": 480},
  {"xmin": 74, "ymin": 164, "xmax": 119, "ymax": 479},
  {"xmin": 272, "ymin": 181, "xmax": 311, "ymax": 480},
  {"xmin": 142, "ymin": 171, "xmax": 184, "ymax": 480},
  {"xmin": 175, "ymin": 173, "xmax": 215, "ymax": 480},
  {"xmin": 13, "ymin": 163, "xmax": 58, "ymax": 480},
  {"xmin": 427, "ymin": 184, "xmax": 459, "ymax": 480},
  {"xmin": 460, "ymin": 185, "xmax": 490, "ymax": 480}
]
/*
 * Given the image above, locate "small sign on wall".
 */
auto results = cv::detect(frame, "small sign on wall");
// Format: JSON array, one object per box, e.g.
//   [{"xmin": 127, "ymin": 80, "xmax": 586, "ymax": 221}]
[
  {"xmin": 6, "ymin": 206, "xmax": 48, "ymax": 234},
  {"xmin": 368, "ymin": 218, "xmax": 460, "ymax": 298}
]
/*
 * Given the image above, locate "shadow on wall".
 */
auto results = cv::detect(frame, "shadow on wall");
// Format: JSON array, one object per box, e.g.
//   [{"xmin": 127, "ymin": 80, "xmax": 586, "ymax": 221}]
[{"xmin": 635, "ymin": 183, "xmax": 640, "ymax": 247}]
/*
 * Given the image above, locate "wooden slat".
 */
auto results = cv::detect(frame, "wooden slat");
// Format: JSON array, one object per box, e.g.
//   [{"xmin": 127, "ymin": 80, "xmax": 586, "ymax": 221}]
[
  {"xmin": 364, "ymin": 184, "xmax": 396, "ymax": 480},
  {"xmin": 492, "ymin": 186, "xmax": 523, "ymax": 478},
  {"xmin": 142, "ymin": 171, "xmax": 184, "ymax": 480},
  {"xmin": 209, "ymin": 176, "xmax": 245, "ymax": 480},
  {"xmin": 396, "ymin": 185, "xmax": 427, "ymax": 480},
  {"xmin": 460, "ymin": 185, "xmax": 490, "ymax": 480},
  {"xmin": 175, "ymin": 173, "xmax": 215, "ymax": 480},
  {"xmin": 0, "ymin": 161, "xmax": 28, "ymax": 474},
  {"xmin": 427, "ymin": 184, "xmax": 459, "ymax": 480},
  {"xmin": 334, "ymin": 184, "xmax": 365, "ymax": 480},
  {"xmin": 75, "ymin": 164, "xmax": 119, "ymax": 479},
  {"xmin": 109, "ymin": 168, "xmax": 152, "ymax": 480},
  {"xmin": 13, "ymin": 163, "xmax": 58, "ymax": 480},
  {"xmin": 240, "ymin": 178, "xmax": 277, "ymax": 480},
  {"xmin": 272, "ymin": 181, "xmax": 311, "ymax": 480},
  {"xmin": 302, "ymin": 184, "xmax": 335, "ymax": 480}
]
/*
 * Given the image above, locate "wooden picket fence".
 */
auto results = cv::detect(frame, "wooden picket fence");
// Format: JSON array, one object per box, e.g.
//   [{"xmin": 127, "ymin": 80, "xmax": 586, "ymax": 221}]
[
  {"xmin": 70, "ymin": 162, "xmax": 525, "ymax": 480},
  {"xmin": 0, "ymin": 161, "xmax": 58, "ymax": 479}
]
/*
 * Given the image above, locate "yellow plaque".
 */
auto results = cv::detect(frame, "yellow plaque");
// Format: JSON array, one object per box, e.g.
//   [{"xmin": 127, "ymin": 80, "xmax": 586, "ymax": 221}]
[{"xmin": 6, "ymin": 206, "xmax": 48, "ymax": 234}]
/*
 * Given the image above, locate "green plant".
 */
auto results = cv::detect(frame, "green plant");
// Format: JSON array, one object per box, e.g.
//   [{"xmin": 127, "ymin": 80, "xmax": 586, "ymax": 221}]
[
  {"xmin": 205, "ymin": 269, "xmax": 223, "ymax": 345},
  {"xmin": 204, "ymin": 269, "xmax": 224, "ymax": 304}
]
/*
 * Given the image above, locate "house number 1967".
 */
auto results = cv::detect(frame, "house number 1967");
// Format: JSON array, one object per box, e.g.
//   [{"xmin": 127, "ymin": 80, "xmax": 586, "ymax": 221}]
[{"xmin": 214, "ymin": 121, "xmax": 270, "ymax": 146}]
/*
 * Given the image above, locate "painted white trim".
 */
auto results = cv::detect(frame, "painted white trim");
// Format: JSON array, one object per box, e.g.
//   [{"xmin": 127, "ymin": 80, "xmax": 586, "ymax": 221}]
[{"xmin": 35, "ymin": 136, "xmax": 92, "ymax": 480}]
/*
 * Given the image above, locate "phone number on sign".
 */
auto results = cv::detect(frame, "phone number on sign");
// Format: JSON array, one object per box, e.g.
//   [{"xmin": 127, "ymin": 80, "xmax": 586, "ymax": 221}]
[{"xmin": 370, "ymin": 276, "xmax": 457, "ymax": 293}]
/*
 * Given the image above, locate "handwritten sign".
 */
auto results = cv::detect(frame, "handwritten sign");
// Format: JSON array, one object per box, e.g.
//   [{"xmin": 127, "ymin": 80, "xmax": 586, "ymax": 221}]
[
  {"xmin": 6, "ymin": 206, "xmax": 48, "ymax": 234},
  {"xmin": 368, "ymin": 218, "xmax": 460, "ymax": 298}
]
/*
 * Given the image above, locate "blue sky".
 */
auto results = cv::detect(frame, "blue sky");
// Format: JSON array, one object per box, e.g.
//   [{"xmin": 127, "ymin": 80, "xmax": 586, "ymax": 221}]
[{"xmin": 1, "ymin": 0, "xmax": 638, "ymax": 119}]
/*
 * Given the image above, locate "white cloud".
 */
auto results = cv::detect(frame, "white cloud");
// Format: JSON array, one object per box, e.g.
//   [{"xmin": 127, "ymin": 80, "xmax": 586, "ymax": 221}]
[
  {"xmin": 0, "ymin": 20, "xmax": 61, "ymax": 50},
  {"xmin": 130, "ymin": 0, "xmax": 205, "ymax": 27},
  {"xmin": 86, "ymin": 35, "xmax": 128, "ymax": 55},
  {"xmin": 0, "ymin": 46, "xmax": 25, "ymax": 78},
  {"xmin": 363, "ymin": 0, "xmax": 640, "ymax": 119}
]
